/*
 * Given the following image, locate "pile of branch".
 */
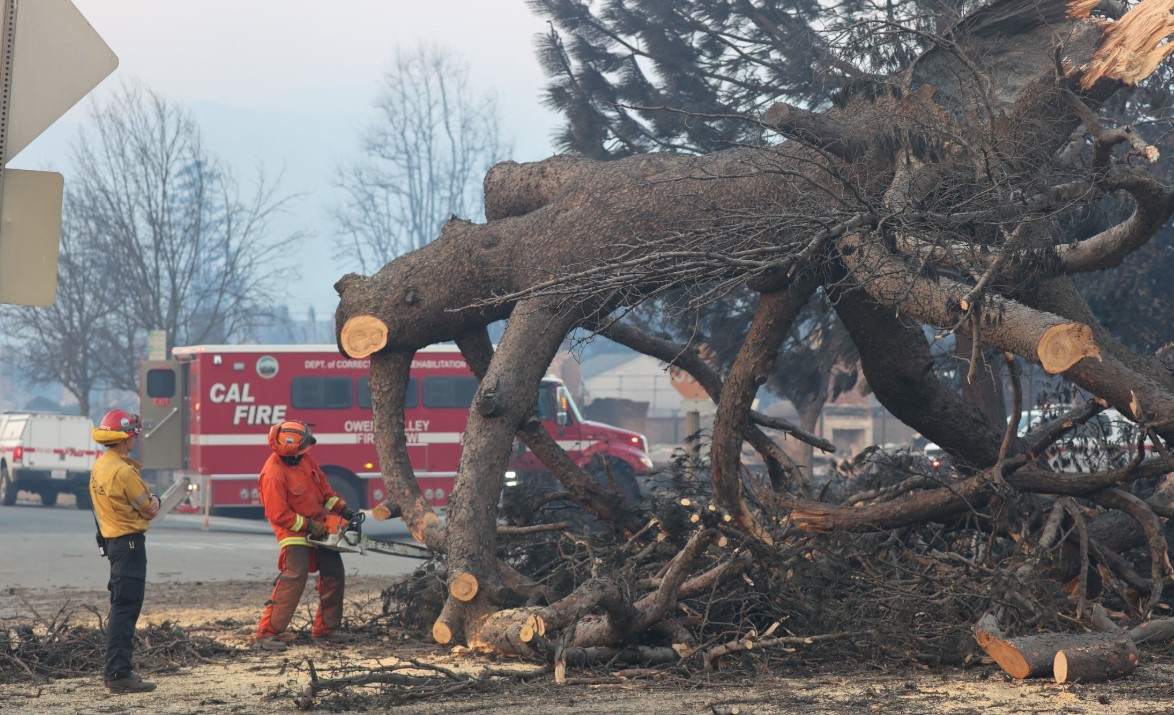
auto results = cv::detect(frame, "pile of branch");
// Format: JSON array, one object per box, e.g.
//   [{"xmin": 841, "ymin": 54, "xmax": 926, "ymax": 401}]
[
  {"xmin": 0, "ymin": 602, "xmax": 235, "ymax": 684},
  {"xmin": 382, "ymin": 466, "xmax": 1077, "ymax": 665},
  {"xmin": 291, "ymin": 452, "xmax": 1174, "ymax": 709},
  {"xmin": 294, "ymin": 656, "xmax": 549, "ymax": 710}
]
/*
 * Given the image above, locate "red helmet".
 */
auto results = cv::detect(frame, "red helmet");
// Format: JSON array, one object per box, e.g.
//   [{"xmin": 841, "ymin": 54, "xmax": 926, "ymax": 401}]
[
  {"xmin": 268, "ymin": 420, "xmax": 316, "ymax": 457},
  {"xmin": 93, "ymin": 409, "xmax": 142, "ymax": 445}
]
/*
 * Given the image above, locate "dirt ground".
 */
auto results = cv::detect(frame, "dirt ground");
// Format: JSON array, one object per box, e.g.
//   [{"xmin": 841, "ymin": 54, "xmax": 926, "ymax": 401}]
[{"xmin": 4, "ymin": 577, "xmax": 1174, "ymax": 714}]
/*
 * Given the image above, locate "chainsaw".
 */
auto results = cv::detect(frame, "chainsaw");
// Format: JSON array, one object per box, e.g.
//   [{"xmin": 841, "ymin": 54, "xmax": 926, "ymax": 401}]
[{"xmin": 309, "ymin": 512, "xmax": 432, "ymax": 559}]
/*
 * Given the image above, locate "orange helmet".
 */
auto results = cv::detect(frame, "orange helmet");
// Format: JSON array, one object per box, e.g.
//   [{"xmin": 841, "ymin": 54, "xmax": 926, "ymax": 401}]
[
  {"xmin": 93, "ymin": 410, "xmax": 142, "ymax": 445},
  {"xmin": 268, "ymin": 420, "xmax": 316, "ymax": 457}
]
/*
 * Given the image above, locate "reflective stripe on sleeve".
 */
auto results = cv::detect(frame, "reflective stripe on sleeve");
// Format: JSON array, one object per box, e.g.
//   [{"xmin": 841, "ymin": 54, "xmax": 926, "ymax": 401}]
[
  {"xmin": 324, "ymin": 496, "xmax": 340, "ymax": 511},
  {"xmin": 279, "ymin": 536, "xmax": 311, "ymax": 548},
  {"xmin": 291, "ymin": 514, "xmax": 305, "ymax": 532}
]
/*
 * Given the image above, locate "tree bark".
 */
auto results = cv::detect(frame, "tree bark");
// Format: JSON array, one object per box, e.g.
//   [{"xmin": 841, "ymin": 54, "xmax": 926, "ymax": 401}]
[
  {"xmin": 455, "ymin": 328, "xmax": 646, "ymax": 533},
  {"xmin": 831, "ymin": 287, "xmax": 1021, "ymax": 469},
  {"xmin": 1053, "ymin": 637, "xmax": 1139, "ymax": 683},
  {"xmin": 440, "ymin": 298, "xmax": 584, "ymax": 643},
  {"xmin": 711, "ymin": 281, "xmax": 817, "ymax": 540}
]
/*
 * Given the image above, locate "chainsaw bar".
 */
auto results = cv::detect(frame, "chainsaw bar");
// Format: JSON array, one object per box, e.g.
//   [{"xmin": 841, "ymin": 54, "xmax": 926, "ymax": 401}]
[{"xmin": 309, "ymin": 529, "xmax": 432, "ymax": 559}]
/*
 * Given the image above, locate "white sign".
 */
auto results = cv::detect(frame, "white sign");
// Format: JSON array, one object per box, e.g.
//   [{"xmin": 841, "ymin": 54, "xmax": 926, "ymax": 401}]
[
  {"xmin": 147, "ymin": 330, "xmax": 167, "ymax": 360},
  {"xmin": 0, "ymin": 169, "xmax": 61, "ymax": 305},
  {"xmin": 680, "ymin": 398, "xmax": 715, "ymax": 415},
  {"xmin": 6, "ymin": 0, "xmax": 119, "ymax": 162}
]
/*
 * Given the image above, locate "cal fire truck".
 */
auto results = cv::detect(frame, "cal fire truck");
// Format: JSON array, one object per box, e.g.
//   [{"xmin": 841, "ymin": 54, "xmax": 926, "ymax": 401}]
[{"xmin": 139, "ymin": 344, "xmax": 653, "ymax": 515}]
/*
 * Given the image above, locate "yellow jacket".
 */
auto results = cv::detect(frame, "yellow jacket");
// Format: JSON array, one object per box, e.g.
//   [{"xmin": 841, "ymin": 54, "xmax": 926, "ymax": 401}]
[{"xmin": 90, "ymin": 450, "xmax": 154, "ymax": 538}]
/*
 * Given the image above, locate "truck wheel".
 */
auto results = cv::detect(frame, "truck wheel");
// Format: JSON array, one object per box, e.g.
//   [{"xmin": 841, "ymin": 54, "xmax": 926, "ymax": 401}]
[
  {"xmin": 0, "ymin": 466, "xmax": 16, "ymax": 506},
  {"xmin": 327, "ymin": 474, "xmax": 363, "ymax": 512},
  {"xmin": 588, "ymin": 458, "xmax": 641, "ymax": 504},
  {"xmin": 40, "ymin": 490, "xmax": 58, "ymax": 507}
]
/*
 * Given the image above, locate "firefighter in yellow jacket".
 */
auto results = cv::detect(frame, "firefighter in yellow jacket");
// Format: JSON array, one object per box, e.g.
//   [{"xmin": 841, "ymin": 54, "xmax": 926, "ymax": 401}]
[
  {"xmin": 255, "ymin": 420, "xmax": 356, "ymax": 651},
  {"xmin": 90, "ymin": 410, "xmax": 160, "ymax": 694}
]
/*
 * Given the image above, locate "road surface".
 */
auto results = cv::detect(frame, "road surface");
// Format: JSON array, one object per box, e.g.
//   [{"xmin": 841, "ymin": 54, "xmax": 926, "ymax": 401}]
[{"xmin": 0, "ymin": 495, "xmax": 421, "ymax": 592}]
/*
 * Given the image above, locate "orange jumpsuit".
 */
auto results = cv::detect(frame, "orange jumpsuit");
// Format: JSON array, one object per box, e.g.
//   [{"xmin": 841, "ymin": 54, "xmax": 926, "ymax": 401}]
[{"xmin": 255, "ymin": 452, "xmax": 349, "ymax": 640}]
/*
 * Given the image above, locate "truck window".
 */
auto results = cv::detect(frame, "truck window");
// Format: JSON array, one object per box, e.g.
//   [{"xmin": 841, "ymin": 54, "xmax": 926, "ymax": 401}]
[
  {"xmin": 556, "ymin": 385, "xmax": 582, "ymax": 424},
  {"xmin": 422, "ymin": 376, "xmax": 479, "ymax": 408},
  {"xmin": 357, "ymin": 376, "xmax": 418, "ymax": 409},
  {"xmin": 146, "ymin": 368, "xmax": 177, "ymax": 398},
  {"xmin": 536, "ymin": 385, "xmax": 553, "ymax": 420},
  {"xmin": 291, "ymin": 377, "xmax": 354, "ymax": 409},
  {"xmin": 2, "ymin": 419, "xmax": 26, "ymax": 440}
]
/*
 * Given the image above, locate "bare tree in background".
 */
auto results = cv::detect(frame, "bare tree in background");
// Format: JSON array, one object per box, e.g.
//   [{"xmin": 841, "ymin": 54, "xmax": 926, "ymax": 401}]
[
  {"xmin": 333, "ymin": 45, "xmax": 510, "ymax": 273},
  {"xmin": 0, "ymin": 202, "xmax": 111, "ymax": 416},
  {"xmin": 66, "ymin": 83, "xmax": 301, "ymax": 392}
]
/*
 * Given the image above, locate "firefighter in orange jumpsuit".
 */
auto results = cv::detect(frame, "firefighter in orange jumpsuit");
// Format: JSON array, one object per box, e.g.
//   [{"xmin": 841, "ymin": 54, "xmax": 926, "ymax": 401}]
[{"xmin": 254, "ymin": 420, "xmax": 357, "ymax": 651}]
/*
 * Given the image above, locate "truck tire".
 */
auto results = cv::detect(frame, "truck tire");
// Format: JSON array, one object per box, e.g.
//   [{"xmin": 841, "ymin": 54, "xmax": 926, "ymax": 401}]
[
  {"xmin": 326, "ymin": 472, "xmax": 363, "ymax": 511},
  {"xmin": 588, "ymin": 457, "xmax": 641, "ymax": 504},
  {"xmin": 0, "ymin": 465, "xmax": 16, "ymax": 506},
  {"xmin": 40, "ymin": 489, "xmax": 58, "ymax": 507}
]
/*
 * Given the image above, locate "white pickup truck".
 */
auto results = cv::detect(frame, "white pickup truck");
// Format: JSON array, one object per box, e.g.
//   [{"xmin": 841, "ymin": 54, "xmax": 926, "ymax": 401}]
[{"xmin": 0, "ymin": 412, "xmax": 99, "ymax": 508}]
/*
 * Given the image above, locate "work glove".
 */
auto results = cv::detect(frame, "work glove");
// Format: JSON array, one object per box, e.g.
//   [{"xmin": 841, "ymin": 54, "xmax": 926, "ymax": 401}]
[
  {"xmin": 309, "ymin": 519, "xmax": 328, "ymax": 538},
  {"xmin": 339, "ymin": 506, "xmax": 356, "ymax": 521}
]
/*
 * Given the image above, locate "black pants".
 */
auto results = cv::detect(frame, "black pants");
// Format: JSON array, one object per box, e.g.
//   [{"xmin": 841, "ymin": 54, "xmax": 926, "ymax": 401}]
[{"xmin": 105, "ymin": 533, "xmax": 147, "ymax": 681}]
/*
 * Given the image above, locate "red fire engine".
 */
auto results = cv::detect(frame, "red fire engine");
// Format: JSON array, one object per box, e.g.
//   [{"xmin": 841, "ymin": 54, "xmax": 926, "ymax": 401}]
[{"xmin": 139, "ymin": 344, "xmax": 653, "ymax": 514}]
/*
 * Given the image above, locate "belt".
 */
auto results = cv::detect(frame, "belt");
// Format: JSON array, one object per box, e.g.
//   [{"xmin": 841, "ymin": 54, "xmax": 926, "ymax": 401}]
[{"xmin": 108, "ymin": 532, "xmax": 145, "ymax": 540}]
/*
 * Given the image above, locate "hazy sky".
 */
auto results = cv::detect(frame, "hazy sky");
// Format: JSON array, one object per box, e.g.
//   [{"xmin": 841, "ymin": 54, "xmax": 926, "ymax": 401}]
[{"xmin": 11, "ymin": 0, "xmax": 563, "ymax": 321}]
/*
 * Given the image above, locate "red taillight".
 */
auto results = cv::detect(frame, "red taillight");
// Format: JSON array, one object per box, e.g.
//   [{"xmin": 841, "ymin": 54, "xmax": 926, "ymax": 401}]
[{"xmin": 13, "ymin": 446, "xmax": 23, "ymax": 463}]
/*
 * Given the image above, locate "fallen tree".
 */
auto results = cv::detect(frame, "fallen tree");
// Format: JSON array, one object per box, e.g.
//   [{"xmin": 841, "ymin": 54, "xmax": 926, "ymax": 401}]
[{"xmin": 332, "ymin": 0, "xmax": 1174, "ymax": 663}]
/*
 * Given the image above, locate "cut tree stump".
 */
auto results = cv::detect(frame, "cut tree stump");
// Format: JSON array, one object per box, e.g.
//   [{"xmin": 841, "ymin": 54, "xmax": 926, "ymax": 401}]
[
  {"xmin": 973, "ymin": 613, "xmax": 1120, "ymax": 679},
  {"xmin": 450, "ymin": 571, "xmax": 480, "ymax": 602},
  {"xmin": 339, "ymin": 314, "xmax": 389, "ymax": 358},
  {"xmin": 1054, "ymin": 637, "xmax": 1139, "ymax": 683},
  {"xmin": 1036, "ymin": 322, "xmax": 1102, "ymax": 374}
]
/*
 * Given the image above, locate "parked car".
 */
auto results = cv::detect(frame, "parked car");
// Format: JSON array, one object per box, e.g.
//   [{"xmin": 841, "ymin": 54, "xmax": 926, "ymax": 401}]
[
  {"xmin": 923, "ymin": 443, "xmax": 949, "ymax": 472},
  {"xmin": 0, "ymin": 412, "xmax": 99, "ymax": 507},
  {"xmin": 1017, "ymin": 407, "xmax": 1145, "ymax": 472}
]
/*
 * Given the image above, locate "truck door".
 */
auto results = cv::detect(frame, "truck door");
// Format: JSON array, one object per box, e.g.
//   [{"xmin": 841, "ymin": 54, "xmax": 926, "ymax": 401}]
[{"xmin": 140, "ymin": 360, "xmax": 187, "ymax": 470}]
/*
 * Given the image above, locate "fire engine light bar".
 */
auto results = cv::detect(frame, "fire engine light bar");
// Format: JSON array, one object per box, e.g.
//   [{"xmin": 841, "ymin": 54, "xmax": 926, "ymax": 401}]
[{"xmin": 504, "ymin": 470, "xmax": 518, "ymax": 488}]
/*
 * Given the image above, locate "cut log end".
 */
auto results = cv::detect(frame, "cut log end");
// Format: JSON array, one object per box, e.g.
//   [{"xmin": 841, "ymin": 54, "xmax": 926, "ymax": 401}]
[
  {"xmin": 371, "ymin": 501, "xmax": 402, "ymax": 521},
  {"xmin": 1037, "ymin": 322, "xmax": 1102, "ymax": 374},
  {"xmin": 974, "ymin": 630, "xmax": 1033, "ymax": 679},
  {"xmin": 432, "ymin": 620, "xmax": 453, "ymax": 645},
  {"xmin": 519, "ymin": 614, "xmax": 546, "ymax": 643},
  {"xmin": 340, "ymin": 314, "xmax": 389, "ymax": 358},
  {"xmin": 450, "ymin": 571, "xmax": 480, "ymax": 602}
]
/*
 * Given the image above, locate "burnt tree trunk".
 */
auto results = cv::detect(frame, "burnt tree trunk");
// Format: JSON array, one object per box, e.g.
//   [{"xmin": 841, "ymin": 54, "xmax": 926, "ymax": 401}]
[
  {"xmin": 711, "ymin": 281, "xmax": 816, "ymax": 541},
  {"xmin": 434, "ymin": 299, "xmax": 584, "ymax": 644}
]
